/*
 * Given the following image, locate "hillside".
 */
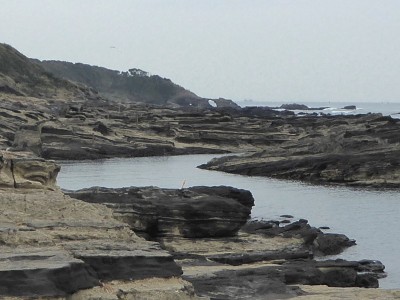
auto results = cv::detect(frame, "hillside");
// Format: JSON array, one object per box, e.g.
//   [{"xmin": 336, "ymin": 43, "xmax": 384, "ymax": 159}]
[
  {"xmin": 0, "ymin": 43, "xmax": 238, "ymax": 108},
  {"xmin": 38, "ymin": 60, "xmax": 210, "ymax": 107},
  {"xmin": 0, "ymin": 43, "xmax": 95, "ymax": 100}
]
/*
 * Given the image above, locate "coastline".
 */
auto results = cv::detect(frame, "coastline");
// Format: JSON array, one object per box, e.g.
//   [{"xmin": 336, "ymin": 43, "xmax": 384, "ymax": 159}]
[
  {"xmin": 1, "ymin": 93, "xmax": 400, "ymax": 297},
  {"xmin": 0, "ymin": 181, "xmax": 389, "ymax": 299}
]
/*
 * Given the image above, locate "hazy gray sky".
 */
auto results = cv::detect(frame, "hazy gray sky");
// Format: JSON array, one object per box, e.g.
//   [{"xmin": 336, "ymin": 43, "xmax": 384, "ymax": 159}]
[{"xmin": 1, "ymin": 0, "xmax": 400, "ymax": 102}]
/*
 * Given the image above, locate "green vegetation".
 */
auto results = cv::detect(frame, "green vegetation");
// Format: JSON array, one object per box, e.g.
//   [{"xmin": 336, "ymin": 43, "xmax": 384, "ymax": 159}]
[
  {"xmin": 38, "ymin": 60, "xmax": 199, "ymax": 105},
  {"xmin": 0, "ymin": 43, "xmax": 84, "ymax": 98},
  {"xmin": 0, "ymin": 43, "xmax": 220, "ymax": 108}
]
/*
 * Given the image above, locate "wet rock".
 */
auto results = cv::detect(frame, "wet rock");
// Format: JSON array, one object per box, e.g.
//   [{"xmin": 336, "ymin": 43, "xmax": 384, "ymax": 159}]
[
  {"xmin": 185, "ymin": 265, "xmax": 303, "ymax": 300},
  {"xmin": 283, "ymin": 259, "xmax": 382, "ymax": 288},
  {"xmin": 241, "ymin": 220, "xmax": 279, "ymax": 232},
  {"xmin": 356, "ymin": 273, "xmax": 379, "ymax": 288},
  {"xmin": 313, "ymin": 233, "xmax": 356, "ymax": 255},
  {"xmin": 208, "ymin": 249, "xmax": 312, "ymax": 265},
  {"xmin": 280, "ymin": 214, "xmax": 294, "ymax": 218},
  {"xmin": 357, "ymin": 259, "xmax": 386, "ymax": 273},
  {"xmin": 343, "ymin": 105, "xmax": 357, "ymax": 110},
  {"xmin": 320, "ymin": 267, "xmax": 358, "ymax": 287},
  {"xmin": 280, "ymin": 103, "xmax": 309, "ymax": 110},
  {"xmin": 182, "ymin": 257, "xmax": 385, "ymax": 299},
  {"xmin": 66, "ymin": 186, "xmax": 254, "ymax": 238},
  {"xmin": 256, "ymin": 219, "xmax": 321, "ymax": 245},
  {"xmin": 241, "ymin": 219, "xmax": 355, "ymax": 256}
]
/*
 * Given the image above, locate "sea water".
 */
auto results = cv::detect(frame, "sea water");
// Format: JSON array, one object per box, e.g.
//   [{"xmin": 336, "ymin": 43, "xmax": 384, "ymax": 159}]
[
  {"xmin": 238, "ymin": 100, "xmax": 400, "ymax": 118},
  {"xmin": 58, "ymin": 154, "xmax": 400, "ymax": 289}
]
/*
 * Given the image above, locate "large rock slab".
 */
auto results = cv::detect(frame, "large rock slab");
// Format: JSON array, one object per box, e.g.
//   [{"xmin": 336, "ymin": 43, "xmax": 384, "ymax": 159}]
[
  {"xmin": 66, "ymin": 186, "xmax": 254, "ymax": 238},
  {"xmin": 64, "ymin": 240, "xmax": 182, "ymax": 281},
  {"xmin": 0, "ymin": 189, "xmax": 182, "ymax": 298},
  {"xmin": 183, "ymin": 260, "xmax": 384, "ymax": 300},
  {"xmin": 0, "ymin": 248, "xmax": 98, "ymax": 297}
]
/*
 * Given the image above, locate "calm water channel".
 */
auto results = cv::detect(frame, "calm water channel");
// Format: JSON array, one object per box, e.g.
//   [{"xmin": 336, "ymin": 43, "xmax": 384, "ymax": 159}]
[{"xmin": 57, "ymin": 154, "xmax": 400, "ymax": 289}]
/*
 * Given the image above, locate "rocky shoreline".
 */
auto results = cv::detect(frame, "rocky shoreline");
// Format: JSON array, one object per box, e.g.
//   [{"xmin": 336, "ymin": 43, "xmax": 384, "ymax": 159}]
[
  {"xmin": 198, "ymin": 113, "xmax": 400, "ymax": 188},
  {"xmin": 1, "ymin": 43, "xmax": 399, "ymax": 298},
  {"xmin": 1, "ymin": 100, "xmax": 400, "ymax": 298},
  {"xmin": 67, "ymin": 186, "xmax": 385, "ymax": 299},
  {"xmin": 0, "ymin": 155, "xmax": 393, "ymax": 299},
  {"xmin": 2, "ymin": 94, "xmax": 400, "ymax": 188}
]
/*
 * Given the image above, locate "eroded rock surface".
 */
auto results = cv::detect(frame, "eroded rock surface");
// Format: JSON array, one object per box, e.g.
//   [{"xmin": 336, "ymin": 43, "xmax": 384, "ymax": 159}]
[
  {"xmin": 0, "ymin": 189, "xmax": 182, "ymax": 297},
  {"xmin": 2, "ymin": 89, "xmax": 400, "ymax": 189},
  {"xmin": 0, "ymin": 43, "xmax": 397, "ymax": 299},
  {"xmin": 0, "ymin": 152, "xmax": 59, "ymax": 189},
  {"xmin": 199, "ymin": 114, "xmax": 400, "ymax": 187},
  {"xmin": 0, "ymin": 184, "xmax": 391, "ymax": 299},
  {"xmin": 66, "ymin": 186, "xmax": 254, "ymax": 238},
  {"xmin": 65, "ymin": 186, "xmax": 386, "ymax": 299},
  {"xmin": 161, "ymin": 219, "xmax": 384, "ymax": 299}
]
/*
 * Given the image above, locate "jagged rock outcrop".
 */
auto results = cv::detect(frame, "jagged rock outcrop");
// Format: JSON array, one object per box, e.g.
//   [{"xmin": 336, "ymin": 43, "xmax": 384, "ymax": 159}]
[
  {"xmin": 161, "ymin": 219, "xmax": 384, "ymax": 299},
  {"xmin": 66, "ymin": 186, "xmax": 254, "ymax": 238}
]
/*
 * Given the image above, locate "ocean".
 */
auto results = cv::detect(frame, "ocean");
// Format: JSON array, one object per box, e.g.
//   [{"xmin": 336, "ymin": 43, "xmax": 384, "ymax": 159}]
[{"xmin": 237, "ymin": 100, "xmax": 400, "ymax": 118}]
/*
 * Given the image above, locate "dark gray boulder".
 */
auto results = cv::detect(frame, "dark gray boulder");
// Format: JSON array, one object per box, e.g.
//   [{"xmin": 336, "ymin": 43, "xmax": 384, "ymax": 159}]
[
  {"xmin": 66, "ymin": 186, "xmax": 254, "ymax": 238},
  {"xmin": 0, "ymin": 249, "xmax": 99, "ymax": 297},
  {"xmin": 313, "ymin": 233, "xmax": 356, "ymax": 255}
]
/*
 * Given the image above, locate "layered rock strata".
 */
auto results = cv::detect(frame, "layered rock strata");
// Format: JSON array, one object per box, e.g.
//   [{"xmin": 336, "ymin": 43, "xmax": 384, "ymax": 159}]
[
  {"xmin": 199, "ymin": 114, "xmax": 400, "ymax": 187},
  {"xmin": 0, "ymin": 151, "xmax": 59, "ymax": 189},
  {"xmin": 66, "ymin": 186, "xmax": 386, "ymax": 299},
  {"xmin": 66, "ymin": 186, "xmax": 254, "ymax": 238},
  {"xmin": 0, "ymin": 180, "xmax": 391, "ymax": 299},
  {"xmin": 0, "ymin": 189, "xmax": 182, "ymax": 298},
  {"xmin": 163, "ymin": 220, "xmax": 384, "ymax": 299},
  {"xmin": 2, "ymin": 95, "xmax": 400, "ymax": 187}
]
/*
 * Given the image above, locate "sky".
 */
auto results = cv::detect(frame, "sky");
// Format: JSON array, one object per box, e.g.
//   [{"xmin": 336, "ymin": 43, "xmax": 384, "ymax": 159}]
[{"xmin": 1, "ymin": 0, "xmax": 400, "ymax": 103}]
